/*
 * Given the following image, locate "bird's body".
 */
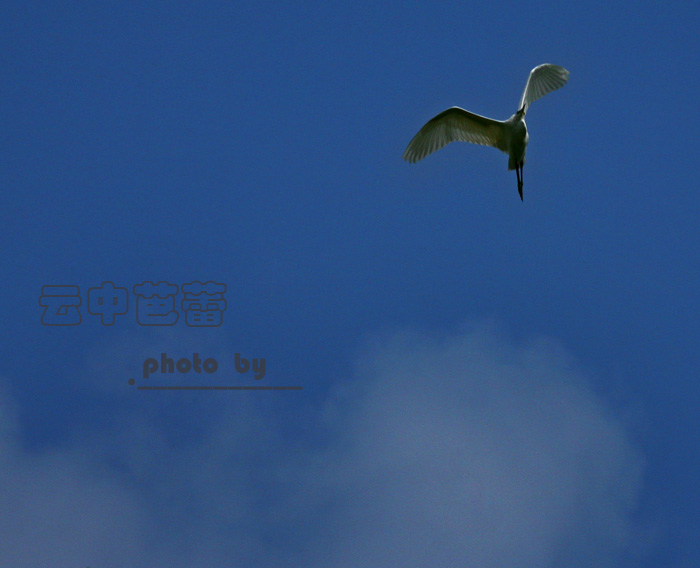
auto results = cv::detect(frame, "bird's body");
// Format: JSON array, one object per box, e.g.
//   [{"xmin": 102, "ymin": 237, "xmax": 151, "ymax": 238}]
[
  {"xmin": 503, "ymin": 111, "xmax": 527, "ymax": 170},
  {"xmin": 403, "ymin": 64, "xmax": 569, "ymax": 200}
]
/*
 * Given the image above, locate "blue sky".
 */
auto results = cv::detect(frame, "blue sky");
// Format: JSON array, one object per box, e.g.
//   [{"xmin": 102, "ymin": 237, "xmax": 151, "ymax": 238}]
[{"xmin": 1, "ymin": 1, "xmax": 699, "ymax": 566}]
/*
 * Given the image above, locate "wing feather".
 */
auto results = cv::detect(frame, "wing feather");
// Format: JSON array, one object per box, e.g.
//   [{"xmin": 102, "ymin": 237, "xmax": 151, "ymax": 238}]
[
  {"xmin": 403, "ymin": 107, "xmax": 506, "ymax": 163},
  {"xmin": 518, "ymin": 64, "xmax": 569, "ymax": 113}
]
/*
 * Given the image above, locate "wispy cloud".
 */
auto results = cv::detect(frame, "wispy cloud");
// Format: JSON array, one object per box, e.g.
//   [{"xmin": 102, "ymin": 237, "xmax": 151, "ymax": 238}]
[
  {"xmin": 0, "ymin": 322, "xmax": 643, "ymax": 566},
  {"xmin": 299, "ymin": 323, "xmax": 644, "ymax": 567}
]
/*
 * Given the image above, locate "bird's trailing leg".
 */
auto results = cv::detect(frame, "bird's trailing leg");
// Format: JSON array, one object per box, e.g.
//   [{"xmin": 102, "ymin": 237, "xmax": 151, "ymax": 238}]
[{"xmin": 515, "ymin": 164, "xmax": 524, "ymax": 201}]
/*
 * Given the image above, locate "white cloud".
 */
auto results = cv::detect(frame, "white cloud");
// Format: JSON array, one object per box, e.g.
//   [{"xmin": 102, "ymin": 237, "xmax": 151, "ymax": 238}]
[
  {"xmin": 0, "ymin": 322, "xmax": 644, "ymax": 567},
  {"xmin": 301, "ymin": 323, "xmax": 644, "ymax": 567},
  {"xmin": 0, "ymin": 385, "xmax": 145, "ymax": 565}
]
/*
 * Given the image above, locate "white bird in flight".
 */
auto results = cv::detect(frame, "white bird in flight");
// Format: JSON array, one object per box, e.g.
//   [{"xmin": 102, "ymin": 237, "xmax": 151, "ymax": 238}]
[{"xmin": 403, "ymin": 64, "xmax": 569, "ymax": 200}]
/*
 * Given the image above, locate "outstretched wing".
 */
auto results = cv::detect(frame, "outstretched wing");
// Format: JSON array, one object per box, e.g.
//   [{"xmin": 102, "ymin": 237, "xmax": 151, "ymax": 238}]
[
  {"xmin": 403, "ymin": 107, "xmax": 506, "ymax": 164},
  {"xmin": 518, "ymin": 64, "xmax": 569, "ymax": 114}
]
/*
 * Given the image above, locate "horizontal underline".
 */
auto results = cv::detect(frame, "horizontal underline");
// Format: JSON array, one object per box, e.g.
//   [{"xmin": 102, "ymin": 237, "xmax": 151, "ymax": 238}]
[{"xmin": 137, "ymin": 385, "xmax": 302, "ymax": 391}]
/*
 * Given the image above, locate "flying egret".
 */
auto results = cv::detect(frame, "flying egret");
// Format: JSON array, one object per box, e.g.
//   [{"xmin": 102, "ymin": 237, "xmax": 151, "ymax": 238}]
[{"xmin": 403, "ymin": 64, "xmax": 569, "ymax": 200}]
